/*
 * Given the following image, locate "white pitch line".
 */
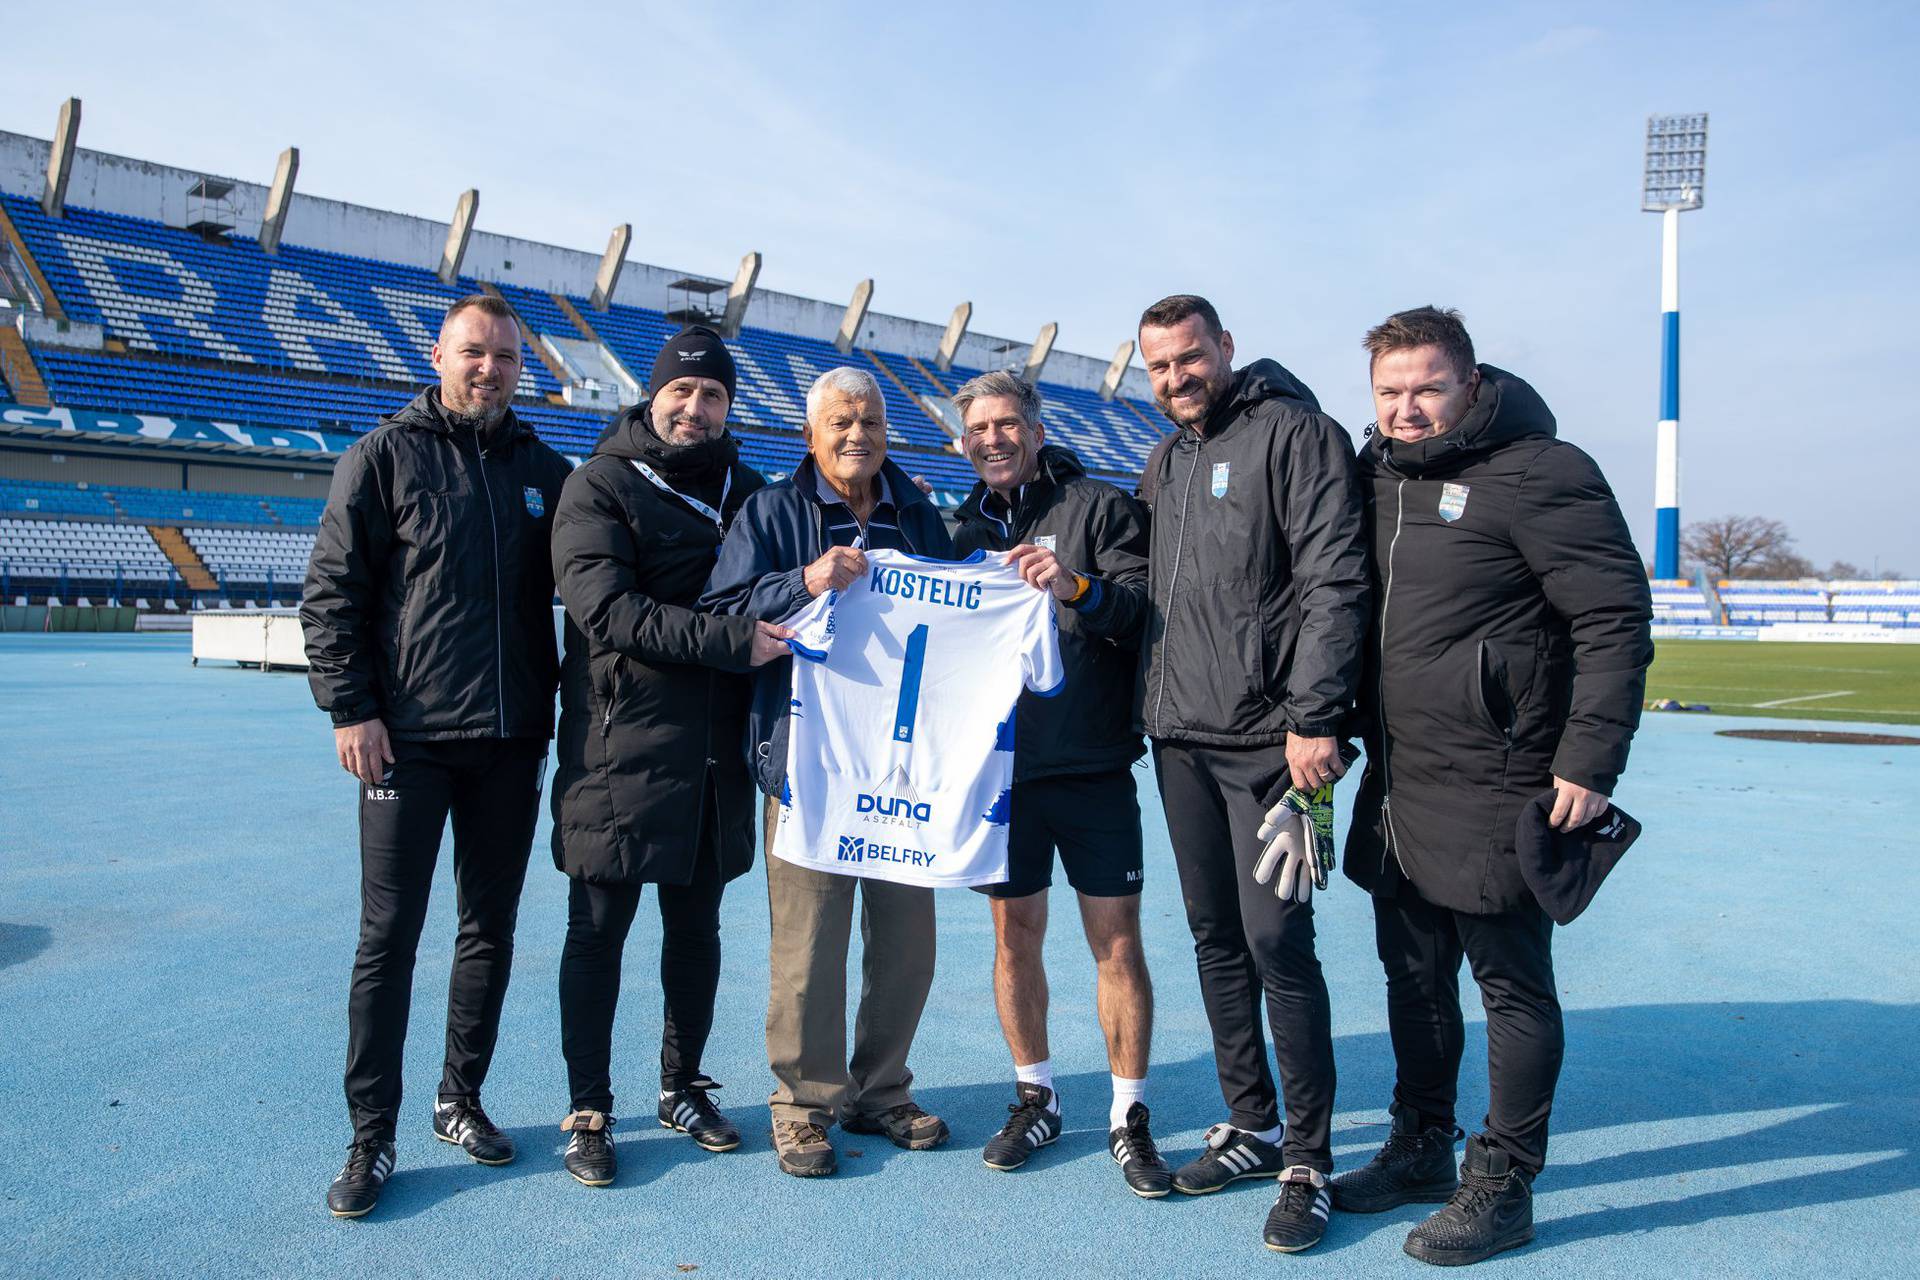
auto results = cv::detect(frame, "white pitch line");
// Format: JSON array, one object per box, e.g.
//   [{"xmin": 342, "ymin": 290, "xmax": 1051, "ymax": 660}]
[{"xmin": 1750, "ymin": 690, "xmax": 1856, "ymax": 708}]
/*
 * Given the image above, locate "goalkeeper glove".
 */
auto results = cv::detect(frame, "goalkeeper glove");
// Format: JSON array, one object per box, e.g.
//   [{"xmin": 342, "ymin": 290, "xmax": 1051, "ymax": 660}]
[{"xmin": 1252, "ymin": 743, "xmax": 1357, "ymax": 904}]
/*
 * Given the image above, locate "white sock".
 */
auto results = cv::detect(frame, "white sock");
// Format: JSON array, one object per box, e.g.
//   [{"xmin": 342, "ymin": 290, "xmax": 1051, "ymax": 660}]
[
  {"xmin": 1109, "ymin": 1075, "xmax": 1147, "ymax": 1130},
  {"xmin": 1247, "ymin": 1123, "xmax": 1283, "ymax": 1145},
  {"xmin": 1015, "ymin": 1059, "xmax": 1059, "ymax": 1114}
]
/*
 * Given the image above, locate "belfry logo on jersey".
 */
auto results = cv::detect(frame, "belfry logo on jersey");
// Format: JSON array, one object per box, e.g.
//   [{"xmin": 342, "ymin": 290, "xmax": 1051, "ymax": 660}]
[
  {"xmin": 835, "ymin": 833, "xmax": 938, "ymax": 869},
  {"xmin": 838, "ymin": 835, "xmax": 865, "ymax": 862}
]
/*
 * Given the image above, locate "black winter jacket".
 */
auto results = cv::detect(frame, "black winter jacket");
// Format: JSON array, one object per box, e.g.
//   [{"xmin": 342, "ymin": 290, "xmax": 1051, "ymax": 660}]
[
  {"xmin": 549, "ymin": 407, "xmax": 767, "ymax": 886},
  {"xmin": 301, "ymin": 389, "xmax": 572, "ymax": 739},
  {"xmin": 951, "ymin": 446, "xmax": 1149, "ymax": 782},
  {"xmin": 700, "ymin": 454, "xmax": 955, "ymax": 797},
  {"xmin": 1343, "ymin": 366, "xmax": 1654, "ymax": 915},
  {"xmin": 1137, "ymin": 360, "xmax": 1371, "ymax": 745}
]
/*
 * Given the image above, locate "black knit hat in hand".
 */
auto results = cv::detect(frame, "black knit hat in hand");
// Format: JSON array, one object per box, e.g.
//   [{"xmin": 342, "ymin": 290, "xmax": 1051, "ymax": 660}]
[{"xmin": 651, "ymin": 325, "xmax": 737, "ymax": 403}]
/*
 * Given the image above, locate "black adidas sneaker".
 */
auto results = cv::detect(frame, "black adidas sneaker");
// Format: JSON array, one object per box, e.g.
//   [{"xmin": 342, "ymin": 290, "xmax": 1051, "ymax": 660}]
[
  {"xmin": 1108, "ymin": 1102, "xmax": 1172, "ymax": 1198},
  {"xmin": 1263, "ymin": 1165, "xmax": 1333, "ymax": 1253},
  {"xmin": 981, "ymin": 1082, "xmax": 1061, "ymax": 1171},
  {"xmin": 1331, "ymin": 1103, "xmax": 1462, "ymax": 1213},
  {"xmin": 561, "ymin": 1109, "xmax": 617, "ymax": 1187},
  {"xmin": 1403, "ymin": 1136, "xmax": 1534, "ymax": 1266},
  {"xmin": 433, "ymin": 1097, "xmax": 514, "ymax": 1165},
  {"xmin": 1172, "ymin": 1123, "xmax": 1286, "ymax": 1194},
  {"xmin": 326, "ymin": 1138, "xmax": 394, "ymax": 1218},
  {"xmin": 658, "ymin": 1078, "xmax": 740, "ymax": 1153}
]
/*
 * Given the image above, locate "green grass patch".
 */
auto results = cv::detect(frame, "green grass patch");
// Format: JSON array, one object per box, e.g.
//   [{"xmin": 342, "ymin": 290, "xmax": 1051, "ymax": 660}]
[{"xmin": 1647, "ymin": 640, "xmax": 1920, "ymax": 725}]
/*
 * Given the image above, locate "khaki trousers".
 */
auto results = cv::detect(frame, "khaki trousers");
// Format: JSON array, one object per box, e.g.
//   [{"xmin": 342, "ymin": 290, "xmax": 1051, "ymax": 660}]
[{"xmin": 764, "ymin": 797, "xmax": 936, "ymax": 1127}]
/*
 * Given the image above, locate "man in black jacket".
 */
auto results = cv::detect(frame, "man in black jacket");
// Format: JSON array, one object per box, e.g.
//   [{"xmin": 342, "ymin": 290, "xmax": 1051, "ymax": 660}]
[
  {"xmin": 1334, "ymin": 307, "xmax": 1652, "ymax": 1266},
  {"xmin": 1135, "ymin": 294, "xmax": 1371, "ymax": 1253},
  {"xmin": 945, "ymin": 371, "xmax": 1169, "ymax": 1196},
  {"xmin": 301, "ymin": 294, "xmax": 573, "ymax": 1218},
  {"xmin": 547, "ymin": 327, "xmax": 793, "ymax": 1188},
  {"xmin": 702, "ymin": 366, "xmax": 955, "ymax": 1179}
]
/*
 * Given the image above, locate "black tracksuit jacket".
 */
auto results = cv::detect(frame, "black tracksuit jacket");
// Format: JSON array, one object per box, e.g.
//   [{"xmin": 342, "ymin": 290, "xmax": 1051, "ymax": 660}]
[
  {"xmin": 1343, "ymin": 366, "xmax": 1654, "ymax": 915},
  {"xmin": 548, "ymin": 407, "xmax": 767, "ymax": 886},
  {"xmin": 1136, "ymin": 360, "xmax": 1372, "ymax": 746},
  {"xmin": 301, "ymin": 389, "xmax": 572, "ymax": 739},
  {"xmin": 950, "ymin": 445, "xmax": 1149, "ymax": 782}
]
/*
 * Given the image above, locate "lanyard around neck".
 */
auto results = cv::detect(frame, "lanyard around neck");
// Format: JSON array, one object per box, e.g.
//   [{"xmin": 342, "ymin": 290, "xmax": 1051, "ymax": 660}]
[{"xmin": 630, "ymin": 459, "xmax": 732, "ymax": 531}]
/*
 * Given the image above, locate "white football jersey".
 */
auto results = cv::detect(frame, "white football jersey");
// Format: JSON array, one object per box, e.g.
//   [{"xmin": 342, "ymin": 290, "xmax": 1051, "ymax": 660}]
[{"xmin": 773, "ymin": 548, "xmax": 1065, "ymax": 888}]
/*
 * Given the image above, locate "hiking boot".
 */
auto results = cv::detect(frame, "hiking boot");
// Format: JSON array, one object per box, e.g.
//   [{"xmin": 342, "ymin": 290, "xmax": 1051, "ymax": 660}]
[
  {"xmin": 1331, "ymin": 1103, "xmax": 1462, "ymax": 1213},
  {"xmin": 773, "ymin": 1119, "xmax": 838, "ymax": 1177},
  {"xmin": 842, "ymin": 1100, "xmax": 950, "ymax": 1151},
  {"xmin": 1403, "ymin": 1136, "xmax": 1534, "ymax": 1266}
]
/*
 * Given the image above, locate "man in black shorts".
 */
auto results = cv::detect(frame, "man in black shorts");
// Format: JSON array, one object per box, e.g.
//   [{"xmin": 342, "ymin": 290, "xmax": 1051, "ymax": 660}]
[{"xmin": 948, "ymin": 371, "xmax": 1169, "ymax": 1197}]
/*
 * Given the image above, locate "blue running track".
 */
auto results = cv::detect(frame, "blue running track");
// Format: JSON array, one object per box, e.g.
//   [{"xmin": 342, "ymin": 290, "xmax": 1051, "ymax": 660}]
[{"xmin": 1, "ymin": 634, "xmax": 1916, "ymax": 1278}]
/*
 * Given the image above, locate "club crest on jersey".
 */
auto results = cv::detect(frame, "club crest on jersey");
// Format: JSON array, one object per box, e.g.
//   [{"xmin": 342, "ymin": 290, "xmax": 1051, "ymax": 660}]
[
  {"xmin": 1035, "ymin": 535, "xmax": 1057, "ymax": 552},
  {"xmin": 1211, "ymin": 461, "xmax": 1230, "ymax": 499},
  {"xmin": 1438, "ymin": 483, "xmax": 1470, "ymax": 522},
  {"xmin": 523, "ymin": 486, "xmax": 545, "ymax": 518}
]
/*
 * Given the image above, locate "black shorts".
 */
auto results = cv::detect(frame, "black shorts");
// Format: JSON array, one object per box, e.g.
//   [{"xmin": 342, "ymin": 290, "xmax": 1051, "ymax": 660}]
[{"xmin": 977, "ymin": 769, "xmax": 1144, "ymax": 899}]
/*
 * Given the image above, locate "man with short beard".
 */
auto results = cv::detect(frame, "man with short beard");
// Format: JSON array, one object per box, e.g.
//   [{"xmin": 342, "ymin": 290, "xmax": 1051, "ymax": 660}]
[
  {"xmin": 546, "ymin": 327, "xmax": 794, "ymax": 1188},
  {"xmin": 303, "ymin": 294, "xmax": 572, "ymax": 1218},
  {"xmin": 1134, "ymin": 294, "xmax": 1370, "ymax": 1254},
  {"xmin": 1335, "ymin": 307, "xmax": 1651, "ymax": 1266}
]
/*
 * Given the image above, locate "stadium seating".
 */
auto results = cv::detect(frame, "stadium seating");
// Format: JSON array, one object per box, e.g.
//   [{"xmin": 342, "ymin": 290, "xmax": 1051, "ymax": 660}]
[
  {"xmin": 1650, "ymin": 580, "xmax": 1714, "ymax": 624},
  {"xmin": 1716, "ymin": 581, "xmax": 1831, "ymax": 626},
  {"xmin": 186, "ymin": 526, "xmax": 315, "ymax": 593},
  {"xmin": 0, "ymin": 194, "xmax": 556, "ymax": 397},
  {"xmin": 1828, "ymin": 581, "xmax": 1920, "ymax": 628},
  {"xmin": 0, "ymin": 516, "xmax": 176, "ymax": 600}
]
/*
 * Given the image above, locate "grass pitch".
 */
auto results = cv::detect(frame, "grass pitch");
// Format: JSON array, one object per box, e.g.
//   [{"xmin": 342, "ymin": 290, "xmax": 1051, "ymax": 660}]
[{"xmin": 1647, "ymin": 640, "xmax": 1920, "ymax": 725}]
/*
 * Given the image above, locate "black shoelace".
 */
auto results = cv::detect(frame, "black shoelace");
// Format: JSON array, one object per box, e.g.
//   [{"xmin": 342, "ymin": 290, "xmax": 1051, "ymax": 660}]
[
  {"xmin": 1276, "ymin": 1176, "xmax": 1320, "ymax": 1216},
  {"xmin": 681, "ymin": 1079, "xmax": 726, "ymax": 1123},
  {"xmin": 998, "ymin": 1097, "xmax": 1050, "ymax": 1139},
  {"xmin": 1449, "ymin": 1170, "xmax": 1508, "ymax": 1218},
  {"xmin": 445, "ymin": 1100, "xmax": 500, "ymax": 1137},
  {"xmin": 1121, "ymin": 1115, "xmax": 1160, "ymax": 1163},
  {"xmin": 342, "ymin": 1139, "xmax": 385, "ymax": 1178}
]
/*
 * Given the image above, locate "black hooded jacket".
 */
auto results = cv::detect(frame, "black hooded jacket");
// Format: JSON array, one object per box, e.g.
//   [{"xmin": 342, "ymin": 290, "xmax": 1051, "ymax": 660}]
[
  {"xmin": 301, "ymin": 389, "xmax": 572, "ymax": 739},
  {"xmin": 951, "ymin": 445, "xmax": 1149, "ymax": 782},
  {"xmin": 1137, "ymin": 359, "xmax": 1371, "ymax": 745},
  {"xmin": 1343, "ymin": 365, "xmax": 1654, "ymax": 915},
  {"xmin": 548, "ymin": 404, "xmax": 767, "ymax": 886}
]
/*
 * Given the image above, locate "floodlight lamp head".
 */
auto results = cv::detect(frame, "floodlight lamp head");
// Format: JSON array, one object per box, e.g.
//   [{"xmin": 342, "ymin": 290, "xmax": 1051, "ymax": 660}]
[{"xmin": 1642, "ymin": 112, "xmax": 1709, "ymax": 213}]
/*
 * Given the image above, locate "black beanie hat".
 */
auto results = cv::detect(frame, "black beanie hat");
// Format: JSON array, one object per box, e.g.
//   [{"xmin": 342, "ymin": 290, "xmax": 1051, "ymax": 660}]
[{"xmin": 651, "ymin": 325, "xmax": 737, "ymax": 403}]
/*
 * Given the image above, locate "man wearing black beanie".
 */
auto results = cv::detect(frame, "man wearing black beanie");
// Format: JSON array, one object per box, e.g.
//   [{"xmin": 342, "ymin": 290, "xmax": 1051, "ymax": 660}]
[{"xmin": 547, "ymin": 325, "xmax": 791, "ymax": 1188}]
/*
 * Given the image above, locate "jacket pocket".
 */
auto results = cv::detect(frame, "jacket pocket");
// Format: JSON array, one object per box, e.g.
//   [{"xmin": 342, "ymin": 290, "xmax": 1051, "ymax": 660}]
[{"xmin": 1477, "ymin": 638, "xmax": 1542, "ymax": 741}]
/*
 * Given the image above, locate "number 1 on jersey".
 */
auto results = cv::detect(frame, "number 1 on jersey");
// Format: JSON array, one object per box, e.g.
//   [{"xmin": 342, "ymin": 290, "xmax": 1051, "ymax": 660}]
[{"xmin": 893, "ymin": 624, "xmax": 929, "ymax": 743}]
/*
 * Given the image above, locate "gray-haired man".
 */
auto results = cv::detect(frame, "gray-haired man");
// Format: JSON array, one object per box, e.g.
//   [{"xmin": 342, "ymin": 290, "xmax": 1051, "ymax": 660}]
[{"xmin": 702, "ymin": 367, "xmax": 956, "ymax": 1177}]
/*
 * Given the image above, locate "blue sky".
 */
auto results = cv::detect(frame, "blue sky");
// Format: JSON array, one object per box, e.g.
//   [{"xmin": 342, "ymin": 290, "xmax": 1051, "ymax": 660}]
[{"xmin": 5, "ymin": 0, "xmax": 1916, "ymax": 568}]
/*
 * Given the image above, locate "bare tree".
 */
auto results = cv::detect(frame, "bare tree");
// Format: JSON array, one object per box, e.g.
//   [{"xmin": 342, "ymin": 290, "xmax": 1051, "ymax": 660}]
[{"xmin": 1682, "ymin": 515, "xmax": 1801, "ymax": 580}]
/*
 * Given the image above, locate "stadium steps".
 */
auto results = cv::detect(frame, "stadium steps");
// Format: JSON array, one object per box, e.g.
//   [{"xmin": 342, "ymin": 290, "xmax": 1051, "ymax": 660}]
[
  {"xmin": 0, "ymin": 199, "xmax": 67, "ymax": 321},
  {"xmin": 553, "ymin": 294, "xmax": 645, "ymax": 395},
  {"xmin": 479, "ymin": 283, "xmax": 574, "ymax": 402},
  {"xmin": 1116, "ymin": 394, "xmax": 1163, "ymax": 436},
  {"xmin": 860, "ymin": 349, "xmax": 952, "ymax": 447},
  {"xmin": 148, "ymin": 525, "xmax": 217, "ymax": 591},
  {"xmin": 910, "ymin": 356, "xmax": 952, "ymax": 397},
  {"xmin": 0, "ymin": 324, "xmax": 52, "ymax": 407}
]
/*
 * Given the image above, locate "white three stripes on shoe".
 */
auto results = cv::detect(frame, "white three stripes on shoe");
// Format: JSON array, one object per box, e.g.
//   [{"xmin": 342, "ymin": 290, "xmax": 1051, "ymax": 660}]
[{"xmin": 1311, "ymin": 1190, "xmax": 1330, "ymax": 1220}]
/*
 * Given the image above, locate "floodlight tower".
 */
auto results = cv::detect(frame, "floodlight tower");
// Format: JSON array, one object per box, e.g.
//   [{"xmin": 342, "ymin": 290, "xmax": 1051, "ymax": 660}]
[{"xmin": 1642, "ymin": 112, "xmax": 1708, "ymax": 579}]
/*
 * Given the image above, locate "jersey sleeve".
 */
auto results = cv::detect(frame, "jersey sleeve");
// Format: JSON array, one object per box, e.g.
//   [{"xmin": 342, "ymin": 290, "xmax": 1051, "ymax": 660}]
[
  {"xmin": 1022, "ymin": 598, "xmax": 1066, "ymax": 697},
  {"xmin": 781, "ymin": 589, "xmax": 837, "ymax": 663}
]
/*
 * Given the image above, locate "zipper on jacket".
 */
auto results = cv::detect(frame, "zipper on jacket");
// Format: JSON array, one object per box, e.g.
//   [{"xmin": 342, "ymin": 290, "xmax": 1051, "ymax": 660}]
[
  {"xmin": 472, "ymin": 435, "xmax": 507, "ymax": 738},
  {"xmin": 1149, "ymin": 440, "xmax": 1201, "ymax": 736},
  {"xmin": 1376, "ymin": 476, "xmax": 1410, "ymax": 879}
]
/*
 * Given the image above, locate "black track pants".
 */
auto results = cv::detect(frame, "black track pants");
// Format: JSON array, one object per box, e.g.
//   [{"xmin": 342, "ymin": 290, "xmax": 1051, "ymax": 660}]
[
  {"xmin": 344, "ymin": 737, "xmax": 546, "ymax": 1143},
  {"xmin": 558, "ymin": 839, "xmax": 729, "ymax": 1113},
  {"xmin": 1152, "ymin": 740, "xmax": 1336, "ymax": 1172},
  {"xmin": 1372, "ymin": 886, "xmax": 1563, "ymax": 1175}
]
